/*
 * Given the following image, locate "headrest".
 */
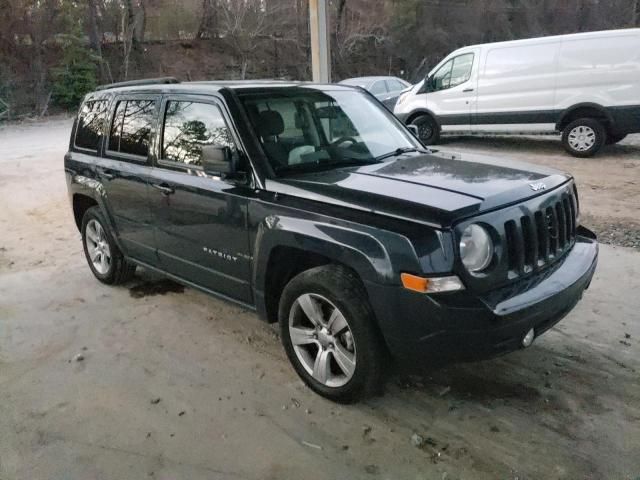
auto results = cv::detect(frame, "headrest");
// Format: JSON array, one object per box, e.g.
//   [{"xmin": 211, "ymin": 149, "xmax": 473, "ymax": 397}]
[{"xmin": 258, "ymin": 110, "xmax": 284, "ymax": 137}]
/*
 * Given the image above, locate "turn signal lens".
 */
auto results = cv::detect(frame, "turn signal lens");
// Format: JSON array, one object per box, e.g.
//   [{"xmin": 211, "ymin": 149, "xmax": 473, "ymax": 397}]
[
  {"xmin": 401, "ymin": 273, "xmax": 464, "ymax": 293},
  {"xmin": 401, "ymin": 273, "xmax": 429, "ymax": 293}
]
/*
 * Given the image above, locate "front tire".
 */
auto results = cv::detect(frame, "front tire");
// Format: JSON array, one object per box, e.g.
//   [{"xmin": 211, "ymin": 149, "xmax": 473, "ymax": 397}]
[
  {"xmin": 81, "ymin": 206, "xmax": 135, "ymax": 284},
  {"xmin": 278, "ymin": 265, "xmax": 386, "ymax": 403},
  {"xmin": 562, "ymin": 118, "xmax": 606, "ymax": 157},
  {"xmin": 410, "ymin": 114, "xmax": 440, "ymax": 145}
]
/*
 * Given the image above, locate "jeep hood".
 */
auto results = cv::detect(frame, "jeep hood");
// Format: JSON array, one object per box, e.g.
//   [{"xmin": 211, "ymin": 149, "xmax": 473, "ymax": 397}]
[{"xmin": 266, "ymin": 150, "xmax": 572, "ymax": 227}]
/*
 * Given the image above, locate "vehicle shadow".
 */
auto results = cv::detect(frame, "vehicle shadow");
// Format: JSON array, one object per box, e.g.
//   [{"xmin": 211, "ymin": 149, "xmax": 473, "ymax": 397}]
[
  {"xmin": 436, "ymin": 134, "xmax": 640, "ymax": 158},
  {"xmin": 361, "ymin": 334, "xmax": 638, "ymax": 477}
]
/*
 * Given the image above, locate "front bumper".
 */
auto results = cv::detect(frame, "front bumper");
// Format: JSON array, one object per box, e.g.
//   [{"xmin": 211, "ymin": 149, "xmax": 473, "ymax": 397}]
[{"xmin": 365, "ymin": 229, "xmax": 598, "ymax": 366}]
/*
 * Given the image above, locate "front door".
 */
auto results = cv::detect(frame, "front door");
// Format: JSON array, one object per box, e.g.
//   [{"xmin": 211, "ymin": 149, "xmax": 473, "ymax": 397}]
[
  {"xmin": 97, "ymin": 94, "xmax": 160, "ymax": 265},
  {"xmin": 147, "ymin": 95, "xmax": 252, "ymax": 303},
  {"xmin": 425, "ymin": 51, "xmax": 477, "ymax": 133}
]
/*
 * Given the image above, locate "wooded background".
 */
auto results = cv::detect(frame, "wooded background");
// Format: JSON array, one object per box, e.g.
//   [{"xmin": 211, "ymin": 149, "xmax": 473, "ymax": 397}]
[{"xmin": 1, "ymin": 0, "xmax": 639, "ymax": 118}]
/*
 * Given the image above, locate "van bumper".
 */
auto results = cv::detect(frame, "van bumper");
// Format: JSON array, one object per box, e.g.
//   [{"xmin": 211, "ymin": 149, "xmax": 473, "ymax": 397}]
[{"xmin": 365, "ymin": 230, "xmax": 598, "ymax": 366}]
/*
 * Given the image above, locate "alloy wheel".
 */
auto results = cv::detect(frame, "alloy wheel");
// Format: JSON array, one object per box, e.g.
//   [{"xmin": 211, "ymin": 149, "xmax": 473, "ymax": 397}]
[
  {"xmin": 85, "ymin": 219, "xmax": 112, "ymax": 275},
  {"xmin": 288, "ymin": 293, "xmax": 356, "ymax": 388}
]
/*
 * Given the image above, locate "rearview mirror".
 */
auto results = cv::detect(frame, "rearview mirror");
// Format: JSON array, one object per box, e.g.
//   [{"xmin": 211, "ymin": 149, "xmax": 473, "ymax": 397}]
[{"xmin": 202, "ymin": 145, "xmax": 234, "ymax": 176}]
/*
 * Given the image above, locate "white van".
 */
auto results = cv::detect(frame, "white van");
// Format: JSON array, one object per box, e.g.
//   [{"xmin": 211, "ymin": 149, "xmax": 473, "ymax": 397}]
[{"xmin": 394, "ymin": 29, "xmax": 640, "ymax": 157}]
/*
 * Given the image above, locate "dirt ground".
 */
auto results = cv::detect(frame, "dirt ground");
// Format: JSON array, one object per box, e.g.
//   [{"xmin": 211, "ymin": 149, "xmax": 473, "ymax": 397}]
[{"xmin": 1, "ymin": 118, "xmax": 639, "ymax": 480}]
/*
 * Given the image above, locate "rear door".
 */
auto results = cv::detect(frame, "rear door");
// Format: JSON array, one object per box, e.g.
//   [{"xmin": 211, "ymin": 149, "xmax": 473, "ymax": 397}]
[
  {"xmin": 95, "ymin": 94, "xmax": 160, "ymax": 264},
  {"xmin": 147, "ymin": 95, "xmax": 253, "ymax": 303}
]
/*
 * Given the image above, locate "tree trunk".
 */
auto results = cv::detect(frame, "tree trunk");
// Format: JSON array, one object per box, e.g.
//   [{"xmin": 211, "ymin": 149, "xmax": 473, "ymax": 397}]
[
  {"xmin": 87, "ymin": 0, "xmax": 105, "ymax": 80},
  {"xmin": 197, "ymin": 0, "xmax": 217, "ymax": 39}
]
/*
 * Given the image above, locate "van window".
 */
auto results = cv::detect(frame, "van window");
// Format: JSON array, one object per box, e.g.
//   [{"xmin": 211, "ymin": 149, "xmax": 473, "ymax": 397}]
[
  {"xmin": 162, "ymin": 101, "xmax": 234, "ymax": 166},
  {"xmin": 75, "ymin": 100, "xmax": 108, "ymax": 151},
  {"xmin": 108, "ymin": 99, "xmax": 156, "ymax": 158},
  {"xmin": 432, "ymin": 53, "xmax": 474, "ymax": 91},
  {"xmin": 485, "ymin": 44, "xmax": 556, "ymax": 78}
]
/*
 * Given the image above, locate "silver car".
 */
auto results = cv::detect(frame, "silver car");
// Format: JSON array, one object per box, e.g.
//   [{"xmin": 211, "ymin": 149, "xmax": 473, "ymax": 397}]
[{"xmin": 339, "ymin": 76, "xmax": 411, "ymax": 109}]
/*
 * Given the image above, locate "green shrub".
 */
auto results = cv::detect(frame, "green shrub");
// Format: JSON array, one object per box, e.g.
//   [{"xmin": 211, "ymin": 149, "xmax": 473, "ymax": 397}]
[{"xmin": 52, "ymin": 35, "xmax": 98, "ymax": 109}]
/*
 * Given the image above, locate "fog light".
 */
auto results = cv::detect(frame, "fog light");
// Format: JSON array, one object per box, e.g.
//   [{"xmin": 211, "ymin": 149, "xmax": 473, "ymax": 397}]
[{"xmin": 522, "ymin": 328, "xmax": 535, "ymax": 348}]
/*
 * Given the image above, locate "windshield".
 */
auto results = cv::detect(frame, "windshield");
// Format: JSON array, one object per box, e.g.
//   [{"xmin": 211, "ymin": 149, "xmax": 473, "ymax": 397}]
[{"xmin": 238, "ymin": 89, "xmax": 421, "ymax": 175}]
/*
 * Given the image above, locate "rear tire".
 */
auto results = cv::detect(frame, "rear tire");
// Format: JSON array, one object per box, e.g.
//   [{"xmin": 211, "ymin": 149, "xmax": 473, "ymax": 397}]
[
  {"xmin": 81, "ymin": 206, "xmax": 136, "ymax": 285},
  {"xmin": 606, "ymin": 133, "xmax": 627, "ymax": 145},
  {"xmin": 278, "ymin": 265, "xmax": 386, "ymax": 403},
  {"xmin": 561, "ymin": 118, "xmax": 606, "ymax": 157},
  {"xmin": 410, "ymin": 114, "xmax": 440, "ymax": 145}
]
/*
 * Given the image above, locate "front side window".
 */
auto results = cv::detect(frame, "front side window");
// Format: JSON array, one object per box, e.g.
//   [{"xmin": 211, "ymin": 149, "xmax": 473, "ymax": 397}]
[
  {"xmin": 431, "ymin": 53, "xmax": 474, "ymax": 91},
  {"xmin": 108, "ymin": 99, "xmax": 156, "ymax": 157},
  {"xmin": 75, "ymin": 100, "xmax": 108, "ymax": 151},
  {"xmin": 239, "ymin": 89, "xmax": 421, "ymax": 175},
  {"xmin": 162, "ymin": 101, "xmax": 234, "ymax": 166}
]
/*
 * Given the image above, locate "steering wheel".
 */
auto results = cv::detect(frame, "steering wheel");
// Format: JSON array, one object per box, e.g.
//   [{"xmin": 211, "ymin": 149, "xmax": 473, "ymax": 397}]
[{"xmin": 330, "ymin": 136, "xmax": 358, "ymax": 147}]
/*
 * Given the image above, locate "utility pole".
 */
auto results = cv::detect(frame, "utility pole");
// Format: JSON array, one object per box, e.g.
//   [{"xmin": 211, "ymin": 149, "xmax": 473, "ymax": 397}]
[{"xmin": 309, "ymin": 0, "xmax": 331, "ymax": 82}]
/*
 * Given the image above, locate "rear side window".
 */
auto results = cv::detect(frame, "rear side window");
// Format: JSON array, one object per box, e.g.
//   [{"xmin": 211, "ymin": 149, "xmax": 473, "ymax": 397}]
[
  {"xmin": 75, "ymin": 100, "xmax": 108, "ymax": 151},
  {"xmin": 369, "ymin": 81, "xmax": 387, "ymax": 95},
  {"xmin": 162, "ymin": 101, "xmax": 234, "ymax": 166},
  {"xmin": 386, "ymin": 79, "xmax": 406, "ymax": 92},
  {"xmin": 108, "ymin": 99, "xmax": 156, "ymax": 158}
]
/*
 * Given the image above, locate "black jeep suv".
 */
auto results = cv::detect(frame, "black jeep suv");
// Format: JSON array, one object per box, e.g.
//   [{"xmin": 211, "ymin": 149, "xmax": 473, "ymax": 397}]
[{"xmin": 65, "ymin": 77, "xmax": 598, "ymax": 402}]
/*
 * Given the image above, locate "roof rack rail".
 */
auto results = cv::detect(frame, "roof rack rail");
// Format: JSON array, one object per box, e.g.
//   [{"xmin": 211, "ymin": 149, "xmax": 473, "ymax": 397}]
[{"xmin": 95, "ymin": 77, "xmax": 179, "ymax": 91}]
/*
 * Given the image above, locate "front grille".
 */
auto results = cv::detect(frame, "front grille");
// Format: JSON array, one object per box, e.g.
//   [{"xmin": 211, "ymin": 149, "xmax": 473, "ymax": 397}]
[{"xmin": 504, "ymin": 189, "xmax": 577, "ymax": 278}]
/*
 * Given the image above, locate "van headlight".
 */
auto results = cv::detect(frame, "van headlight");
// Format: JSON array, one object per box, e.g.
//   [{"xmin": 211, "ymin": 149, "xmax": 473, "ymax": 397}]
[
  {"xmin": 396, "ymin": 91, "xmax": 410, "ymax": 106},
  {"xmin": 460, "ymin": 224, "xmax": 493, "ymax": 272}
]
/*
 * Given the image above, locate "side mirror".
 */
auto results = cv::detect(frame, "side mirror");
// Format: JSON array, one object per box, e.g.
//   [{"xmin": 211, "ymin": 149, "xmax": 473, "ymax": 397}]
[
  {"xmin": 201, "ymin": 145, "xmax": 234, "ymax": 176},
  {"xmin": 407, "ymin": 124, "xmax": 419, "ymax": 137}
]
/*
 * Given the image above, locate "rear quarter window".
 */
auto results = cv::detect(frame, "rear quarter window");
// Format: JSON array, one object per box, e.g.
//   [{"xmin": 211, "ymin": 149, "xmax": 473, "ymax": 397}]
[{"xmin": 74, "ymin": 100, "xmax": 108, "ymax": 151}]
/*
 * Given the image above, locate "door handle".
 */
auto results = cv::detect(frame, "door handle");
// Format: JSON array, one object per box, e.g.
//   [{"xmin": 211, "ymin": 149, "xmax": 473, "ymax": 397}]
[
  {"xmin": 98, "ymin": 168, "xmax": 115, "ymax": 180},
  {"xmin": 151, "ymin": 183, "xmax": 175, "ymax": 196},
  {"xmin": 462, "ymin": 88, "xmax": 474, "ymax": 92}
]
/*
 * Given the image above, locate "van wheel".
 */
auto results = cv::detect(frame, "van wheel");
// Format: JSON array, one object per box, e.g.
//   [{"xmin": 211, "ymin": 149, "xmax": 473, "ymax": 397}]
[
  {"xmin": 411, "ymin": 115, "xmax": 440, "ymax": 145},
  {"xmin": 562, "ymin": 118, "xmax": 606, "ymax": 157},
  {"xmin": 278, "ymin": 265, "xmax": 386, "ymax": 403},
  {"xmin": 606, "ymin": 133, "xmax": 627, "ymax": 145},
  {"xmin": 81, "ymin": 206, "xmax": 136, "ymax": 285}
]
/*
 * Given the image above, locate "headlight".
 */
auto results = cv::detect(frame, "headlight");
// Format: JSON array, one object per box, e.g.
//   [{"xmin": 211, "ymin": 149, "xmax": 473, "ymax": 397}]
[
  {"xmin": 460, "ymin": 224, "xmax": 493, "ymax": 272},
  {"xmin": 396, "ymin": 91, "xmax": 409, "ymax": 106}
]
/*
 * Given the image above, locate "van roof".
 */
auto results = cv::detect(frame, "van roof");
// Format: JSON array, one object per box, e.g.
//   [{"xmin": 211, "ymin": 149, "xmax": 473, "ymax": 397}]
[{"xmin": 452, "ymin": 28, "xmax": 640, "ymax": 53}]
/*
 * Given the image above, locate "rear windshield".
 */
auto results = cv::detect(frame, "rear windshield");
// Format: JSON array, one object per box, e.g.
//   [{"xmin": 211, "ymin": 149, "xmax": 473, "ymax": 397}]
[{"xmin": 74, "ymin": 100, "xmax": 108, "ymax": 151}]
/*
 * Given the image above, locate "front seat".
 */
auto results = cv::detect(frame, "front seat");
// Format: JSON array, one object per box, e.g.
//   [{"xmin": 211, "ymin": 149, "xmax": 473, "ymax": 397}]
[{"xmin": 257, "ymin": 110, "xmax": 288, "ymax": 168}]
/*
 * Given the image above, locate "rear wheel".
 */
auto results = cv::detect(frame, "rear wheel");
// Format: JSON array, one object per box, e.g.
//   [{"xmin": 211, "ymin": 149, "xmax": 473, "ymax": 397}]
[
  {"xmin": 410, "ymin": 114, "xmax": 440, "ymax": 145},
  {"xmin": 606, "ymin": 133, "xmax": 627, "ymax": 145},
  {"xmin": 561, "ymin": 118, "xmax": 606, "ymax": 157},
  {"xmin": 81, "ymin": 206, "xmax": 135, "ymax": 284},
  {"xmin": 278, "ymin": 265, "xmax": 386, "ymax": 403}
]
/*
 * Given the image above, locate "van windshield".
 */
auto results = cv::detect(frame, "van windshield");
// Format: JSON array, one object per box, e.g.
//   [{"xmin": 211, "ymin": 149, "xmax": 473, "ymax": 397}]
[{"xmin": 238, "ymin": 89, "xmax": 422, "ymax": 175}]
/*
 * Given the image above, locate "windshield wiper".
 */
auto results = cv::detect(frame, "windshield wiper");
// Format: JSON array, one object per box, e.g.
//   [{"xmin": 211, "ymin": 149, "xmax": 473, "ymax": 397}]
[
  {"xmin": 275, "ymin": 157, "xmax": 382, "ymax": 175},
  {"xmin": 375, "ymin": 147, "xmax": 429, "ymax": 162}
]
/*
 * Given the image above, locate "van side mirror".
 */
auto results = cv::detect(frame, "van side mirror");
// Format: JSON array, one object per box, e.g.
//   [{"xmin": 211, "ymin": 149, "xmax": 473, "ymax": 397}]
[
  {"xmin": 202, "ymin": 145, "xmax": 235, "ymax": 176},
  {"xmin": 407, "ymin": 124, "xmax": 419, "ymax": 137}
]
